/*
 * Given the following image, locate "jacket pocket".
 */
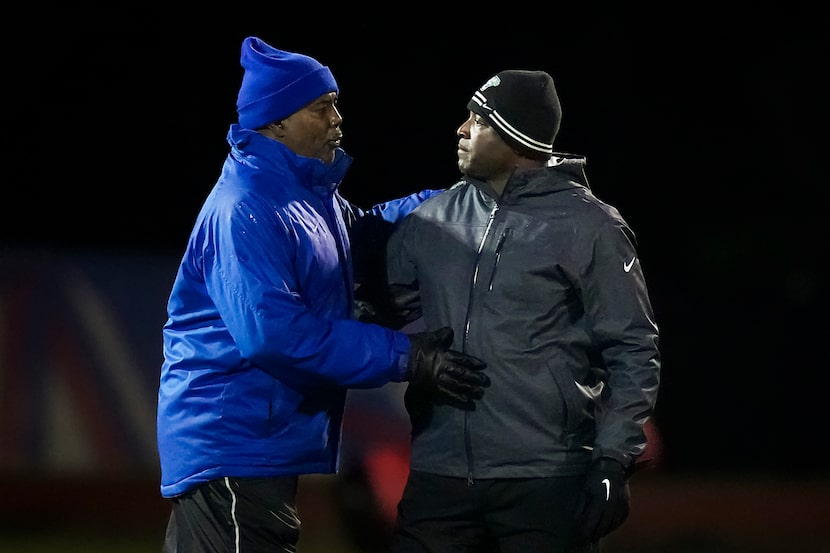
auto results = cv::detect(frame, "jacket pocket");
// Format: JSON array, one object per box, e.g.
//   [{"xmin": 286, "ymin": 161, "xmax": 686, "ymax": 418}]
[{"xmin": 548, "ymin": 362, "xmax": 598, "ymax": 447}]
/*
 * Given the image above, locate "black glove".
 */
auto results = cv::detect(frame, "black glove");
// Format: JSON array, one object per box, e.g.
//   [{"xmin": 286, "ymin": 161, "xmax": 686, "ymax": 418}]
[
  {"xmin": 574, "ymin": 458, "xmax": 630, "ymax": 541},
  {"xmin": 406, "ymin": 327, "xmax": 489, "ymax": 408},
  {"xmin": 353, "ymin": 299, "xmax": 377, "ymax": 322}
]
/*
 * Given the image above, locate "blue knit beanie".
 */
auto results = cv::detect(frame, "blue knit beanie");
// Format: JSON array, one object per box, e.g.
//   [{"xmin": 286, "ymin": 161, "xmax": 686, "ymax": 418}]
[{"xmin": 236, "ymin": 36, "xmax": 339, "ymax": 129}]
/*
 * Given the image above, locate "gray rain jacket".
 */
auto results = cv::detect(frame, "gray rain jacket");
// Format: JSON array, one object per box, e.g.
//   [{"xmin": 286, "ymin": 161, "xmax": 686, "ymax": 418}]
[{"xmin": 385, "ymin": 154, "xmax": 660, "ymax": 480}]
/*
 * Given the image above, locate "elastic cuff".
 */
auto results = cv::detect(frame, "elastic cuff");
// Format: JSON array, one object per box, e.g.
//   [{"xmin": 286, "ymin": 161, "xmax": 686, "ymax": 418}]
[
  {"xmin": 393, "ymin": 351, "xmax": 410, "ymax": 382},
  {"xmin": 592, "ymin": 448, "xmax": 631, "ymax": 470}
]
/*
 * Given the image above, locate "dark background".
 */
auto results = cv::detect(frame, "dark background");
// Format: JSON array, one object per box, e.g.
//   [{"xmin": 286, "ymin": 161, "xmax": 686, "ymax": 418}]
[{"xmin": 1, "ymin": 7, "xmax": 825, "ymax": 478}]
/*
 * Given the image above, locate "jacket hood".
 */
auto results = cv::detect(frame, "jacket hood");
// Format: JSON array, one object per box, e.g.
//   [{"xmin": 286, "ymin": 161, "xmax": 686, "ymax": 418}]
[{"xmin": 466, "ymin": 152, "xmax": 590, "ymax": 200}]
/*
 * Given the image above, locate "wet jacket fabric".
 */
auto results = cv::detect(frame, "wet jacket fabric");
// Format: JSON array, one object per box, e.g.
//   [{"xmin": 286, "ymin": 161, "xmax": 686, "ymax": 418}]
[
  {"xmin": 386, "ymin": 154, "xmax": 661, "ymax": 480},
  {"xmin": 158, "ymin": 124, "xmax": 438, "ymax": 498}
]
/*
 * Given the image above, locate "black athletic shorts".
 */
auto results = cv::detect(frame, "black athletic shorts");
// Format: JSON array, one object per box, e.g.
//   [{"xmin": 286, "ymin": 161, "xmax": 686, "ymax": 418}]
[
  {"xmin": 391, "ymin": 470, "xmax": 599, "ymax": 553},
  {"xmin": 162, "ymin": 476, "xmax": 300, "ymax": 553}
]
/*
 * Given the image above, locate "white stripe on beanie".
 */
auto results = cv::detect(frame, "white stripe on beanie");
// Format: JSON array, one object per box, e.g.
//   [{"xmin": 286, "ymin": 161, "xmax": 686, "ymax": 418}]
[{"xmin": 470, "ymin": 91, "xmax": 553, "ymax": 155}]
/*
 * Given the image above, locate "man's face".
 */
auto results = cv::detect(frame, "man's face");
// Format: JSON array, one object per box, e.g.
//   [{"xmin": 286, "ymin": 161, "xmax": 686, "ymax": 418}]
[
  {"xmin": 280, "ymin": 92, "xmax": 343, "ymax": 163},
  {"xmin": 456, "ymin": 112, "xmax": 517, "ymax": 182}
]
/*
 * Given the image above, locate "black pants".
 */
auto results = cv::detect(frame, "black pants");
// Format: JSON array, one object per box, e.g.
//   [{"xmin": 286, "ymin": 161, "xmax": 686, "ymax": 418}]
[
  {"xmin": 392, "ymin": 470, "xmax": 599, "ymax": 553},
  {"xmin": 162, "ymin": 476, "xmax": 300, "ymax": 553}
]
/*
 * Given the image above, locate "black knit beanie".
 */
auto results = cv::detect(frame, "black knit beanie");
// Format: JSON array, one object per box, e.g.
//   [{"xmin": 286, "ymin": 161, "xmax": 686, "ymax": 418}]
[{"xmin": 467, "ymin": 70, "xmax": 562, "ymax": 160}]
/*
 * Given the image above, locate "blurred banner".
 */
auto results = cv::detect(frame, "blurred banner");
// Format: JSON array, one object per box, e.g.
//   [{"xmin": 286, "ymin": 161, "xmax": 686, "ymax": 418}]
[{"xmin": 0, "ymin": 249, "xmax": 178, "ymax": 475}]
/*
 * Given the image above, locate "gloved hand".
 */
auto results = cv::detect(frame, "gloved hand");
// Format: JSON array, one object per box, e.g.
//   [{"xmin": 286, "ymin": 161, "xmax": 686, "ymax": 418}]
[
  {"xmin": 574, "ymin": 457, "xmax": 630, "ymax": 541},
  {"xmin": 406, "ymin": 327, "xmax": 489, "ymax": 408}
]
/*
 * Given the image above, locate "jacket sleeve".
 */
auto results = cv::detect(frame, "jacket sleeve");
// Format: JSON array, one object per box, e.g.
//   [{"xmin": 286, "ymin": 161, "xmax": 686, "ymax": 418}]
[
  {"xmin": 344, "ymin": 189, "xmax": 443, "ymax": 283},
  {"xmin": 201, "ymin": 196, "xmax": 411, "ymax": 390},
  {"xmin": 344, "ymin": 189, "xmax": 441, "ymax": 328},
  {"xmin": 581, "ymin": 220, "xmax": 661, "ymax": 470}
]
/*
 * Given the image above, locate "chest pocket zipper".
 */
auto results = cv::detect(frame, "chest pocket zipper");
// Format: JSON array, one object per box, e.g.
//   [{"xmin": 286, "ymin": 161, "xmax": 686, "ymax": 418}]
[{"xmin": 488, "ymin": 229, "xmax": 509, "ymax": 291}]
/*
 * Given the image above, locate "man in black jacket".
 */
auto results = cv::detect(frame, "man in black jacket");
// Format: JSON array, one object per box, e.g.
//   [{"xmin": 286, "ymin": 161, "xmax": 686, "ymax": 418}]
[{"xmin": 383, "ymin": 70, "xmax": 661, "ymax": 552}]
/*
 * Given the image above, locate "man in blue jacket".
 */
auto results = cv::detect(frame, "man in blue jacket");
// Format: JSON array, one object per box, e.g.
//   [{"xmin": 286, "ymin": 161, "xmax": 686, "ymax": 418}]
[{"xmin": 157, "ymin": 36, "xmax": 489, "ymax": 553}]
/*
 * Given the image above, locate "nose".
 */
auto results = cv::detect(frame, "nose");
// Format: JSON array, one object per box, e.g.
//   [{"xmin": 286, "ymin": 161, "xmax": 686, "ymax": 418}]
[
  {"xmin": 331, "ymin": 105, "xmax": 343, "ymax": 126},
  {"xmin": 456, "ymin": 114, "xmax": 473, "ymax": 137}
]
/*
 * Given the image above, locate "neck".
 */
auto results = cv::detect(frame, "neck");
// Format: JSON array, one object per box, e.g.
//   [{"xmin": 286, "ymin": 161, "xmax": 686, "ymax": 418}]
[{"xmin": 490, "ymin": 157, "xmax": 546, "ymax": 196}]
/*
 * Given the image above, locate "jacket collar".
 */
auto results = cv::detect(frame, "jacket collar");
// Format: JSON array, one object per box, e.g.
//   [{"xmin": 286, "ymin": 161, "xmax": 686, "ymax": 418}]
[
  {"xmin": 464, "ymin": 153, "xmax": 590, "ymax": 201},
  {"xmin": 506, "ymin": 153, "xmax": 591, "ymax": 198},
  {"xmin": 227, "ymin": 124, "xmax": 353, "ymax": 194}
]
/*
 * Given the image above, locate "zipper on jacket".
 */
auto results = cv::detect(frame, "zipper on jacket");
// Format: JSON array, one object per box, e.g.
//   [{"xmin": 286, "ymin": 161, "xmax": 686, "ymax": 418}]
[
  {"xmin": 464, "ymin": 206, "xmax": 498, "ymax": 344},
  {"xmin": 322, "ymin": 195, "xmax": 354, "ymax": 315},
  {"xmin": 462, "ymin": 204, "xmax": 499, "ymax": 485},
  {"xmin": 487, "ymin": 230, "xmax": 508, "ymax": 291}
]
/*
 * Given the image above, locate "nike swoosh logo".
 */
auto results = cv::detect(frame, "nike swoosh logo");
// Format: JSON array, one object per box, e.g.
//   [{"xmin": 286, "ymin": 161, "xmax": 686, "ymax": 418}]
[
  {"xmin": 624, "ymin": 257, "xmax": 636, "ymax": 272},
  {"xmin": 601, "ymin": 478, "xmax": 611, "ymax": 500}
]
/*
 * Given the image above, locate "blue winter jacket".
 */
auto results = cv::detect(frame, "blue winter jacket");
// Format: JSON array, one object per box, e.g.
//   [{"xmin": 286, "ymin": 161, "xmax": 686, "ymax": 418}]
[{"xmin": 157, "ymin": 124, "xmax": 438, "ymax": 497}]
